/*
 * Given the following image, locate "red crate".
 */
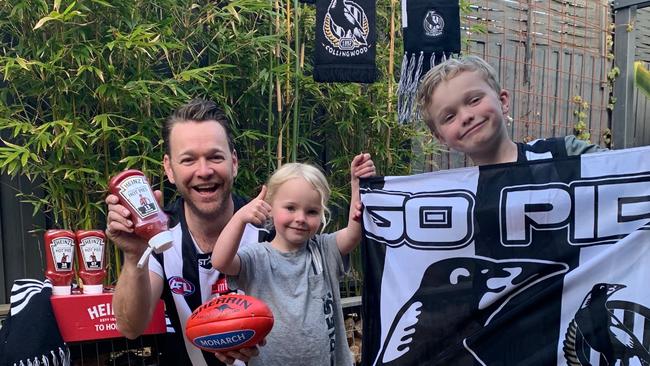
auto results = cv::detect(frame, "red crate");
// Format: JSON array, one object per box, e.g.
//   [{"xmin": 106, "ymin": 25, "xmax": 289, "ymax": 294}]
[{"xmin": 51, "ymin": 292, "xmax": 165, "ymax": 342}]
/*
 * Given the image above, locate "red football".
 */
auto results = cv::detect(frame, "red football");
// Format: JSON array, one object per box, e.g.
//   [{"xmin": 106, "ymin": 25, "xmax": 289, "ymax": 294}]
[{"xmin": 185, "ymin": 294, "xmax": 274, "ymax": 352}]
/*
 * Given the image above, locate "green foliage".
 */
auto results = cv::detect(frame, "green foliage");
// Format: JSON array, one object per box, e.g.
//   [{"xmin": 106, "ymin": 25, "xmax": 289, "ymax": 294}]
[
  {"xmin": 0, "ymin": 0, "xmax": 438, "ymax": 284},
  {"xmin": 572, "ymin": 96, "xmax": 591, "ymax": 142}
]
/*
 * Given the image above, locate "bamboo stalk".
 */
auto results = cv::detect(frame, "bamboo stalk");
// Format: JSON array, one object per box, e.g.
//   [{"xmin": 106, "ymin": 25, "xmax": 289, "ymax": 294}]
[
  {"xmin": 387, "ymin": 0, "xmax": 396, "ymax": 166},
  {"xmin": 268, "ymin": 0, "xmax": 276, "ymax": 172},
  {"xmin": 292, "ymin": 0, "xmax": 300, "ymax": 162},
  {"xmin": 278, "ymin": 122, "xmax": 284, "ymax": 168}
]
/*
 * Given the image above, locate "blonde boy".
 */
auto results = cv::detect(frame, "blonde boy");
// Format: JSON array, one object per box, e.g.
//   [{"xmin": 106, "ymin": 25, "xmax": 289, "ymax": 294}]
[{"xmin": 416, "ymin": 55, "xmax": 604, "ymax": 165}]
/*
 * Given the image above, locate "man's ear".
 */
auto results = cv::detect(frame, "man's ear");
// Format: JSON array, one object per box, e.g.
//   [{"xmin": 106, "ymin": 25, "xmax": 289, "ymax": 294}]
[
  {"xmin": 232, "ymin": 149, "xmax": 238, "ymax": 178},
  {"xmin": 163, "ymin": 154, "xmax": 175, "ymax": 184},
  {"xmin": 499, "ymin": 89, "xmax": 511, "ymax": 115}
]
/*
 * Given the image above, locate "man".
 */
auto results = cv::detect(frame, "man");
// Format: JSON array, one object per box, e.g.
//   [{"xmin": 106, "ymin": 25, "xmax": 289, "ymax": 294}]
[{"xmin": 106, "ymin": 99, "xmax": 265, "ymax": 365}]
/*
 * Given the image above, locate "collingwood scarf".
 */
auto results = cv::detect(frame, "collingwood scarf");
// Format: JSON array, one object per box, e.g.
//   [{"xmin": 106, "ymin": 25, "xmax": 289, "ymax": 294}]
[
  {"xmin": 313, "ymin": 0, "xmax": 378, "ymax": 83},
  {"xmin": 0, "ymin": 279, "xmax": 71, "ymax": 366},
  {"xmin": 398, "ymin": 0, "xmax": 460, "ymax": 123}
]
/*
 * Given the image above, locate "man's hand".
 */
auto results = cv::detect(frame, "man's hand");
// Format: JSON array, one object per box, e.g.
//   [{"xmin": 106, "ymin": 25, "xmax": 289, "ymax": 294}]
[
  {"xmin": 214, "ymin": 339, "xmax": 265, "ymax": 364},
  {"xmin": 105, "ymin": 190, "xmax": 163, "ymax": 260}
]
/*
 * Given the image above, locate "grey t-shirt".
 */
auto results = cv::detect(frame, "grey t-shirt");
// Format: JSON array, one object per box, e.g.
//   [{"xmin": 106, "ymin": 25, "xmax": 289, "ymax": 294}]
[{"xmin": 229, "ymin": 233, "xmax": 353, "ymax": 366}]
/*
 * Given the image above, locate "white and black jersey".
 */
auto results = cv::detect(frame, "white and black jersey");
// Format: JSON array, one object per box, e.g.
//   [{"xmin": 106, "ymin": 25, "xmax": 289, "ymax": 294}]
[
  {"xmin": 151, "ymin": 196, "xmax": 270, "ymax": 366},
  {"xmin": 517, "ymin": 135, "xmax": 606, "ymax": 162}
]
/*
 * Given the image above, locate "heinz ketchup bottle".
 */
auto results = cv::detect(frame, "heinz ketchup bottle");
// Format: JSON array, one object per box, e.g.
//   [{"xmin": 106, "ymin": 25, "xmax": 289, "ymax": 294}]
[
  {"xmin": 76, "ymin": 230, "xmax": 106, "ymax": 294},
  {"xmin": 44, "ymin": 230, "xmax": 76, "ymax": 295},
  {"xmin": 109, "ymin": 169, "xmax": 173, "ymax": 268}
]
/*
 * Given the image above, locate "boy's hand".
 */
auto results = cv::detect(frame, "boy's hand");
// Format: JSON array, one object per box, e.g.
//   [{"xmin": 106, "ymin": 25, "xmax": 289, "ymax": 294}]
[{"xmin": 234, "ymin": 186, "xmax": 271, "ymax": 226}]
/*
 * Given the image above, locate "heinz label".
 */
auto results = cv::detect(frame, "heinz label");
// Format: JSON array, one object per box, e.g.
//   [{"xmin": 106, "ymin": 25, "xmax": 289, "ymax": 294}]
[
  {"xmin": 79, "ymin": 235, "xmax": 105, "ymax": 270},
  {"xmin": 51, "ymin": 237, "xmax": 74, "ymax": 271},
  {"xmin": 117, "ymin": 176, "xmax": 158, "ymax": 219}
]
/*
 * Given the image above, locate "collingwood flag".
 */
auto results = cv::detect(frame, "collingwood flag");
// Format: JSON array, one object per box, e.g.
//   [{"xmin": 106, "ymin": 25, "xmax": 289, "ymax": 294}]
[{"xmin": 360, "ymin": 146, "xmax": 650, "ymax": 365}]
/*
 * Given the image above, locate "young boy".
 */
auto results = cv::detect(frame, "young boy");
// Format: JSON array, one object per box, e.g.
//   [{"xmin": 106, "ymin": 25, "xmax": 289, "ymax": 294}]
[{"xmin": 416, "ymin": 55, "xmax": 606, "ymax": 165}]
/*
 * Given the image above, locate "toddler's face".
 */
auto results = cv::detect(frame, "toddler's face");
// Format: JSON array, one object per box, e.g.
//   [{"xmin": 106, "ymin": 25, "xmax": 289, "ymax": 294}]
[{"xmin": 270, "ymin": 178, "xmax": 323, "ymax": 250}]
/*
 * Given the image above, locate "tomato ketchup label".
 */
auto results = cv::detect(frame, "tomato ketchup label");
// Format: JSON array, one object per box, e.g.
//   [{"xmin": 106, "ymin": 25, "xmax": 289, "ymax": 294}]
[
  {"xmin": 51, "ymin": 237, "xmax": 75, "ymax": 271},
  {"xmin": 116, "ymin": 176, "xmax": 158, "ymax": 219},
  {"xmin": 79, "ymin": 235, "xmax": 104, "ymax": 270}
]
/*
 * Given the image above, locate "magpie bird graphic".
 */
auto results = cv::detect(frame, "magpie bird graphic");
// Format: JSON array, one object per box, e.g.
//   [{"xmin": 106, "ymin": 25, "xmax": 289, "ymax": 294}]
[
  {"xmin": 326, "ymin": 0, "xmax": 367, "ymax": 46},
  {"xmin": 575, "ymin": 283, "xmax": 650, "ymax": 365},
  {"xmin": 424, "ymin": 11, "xmax": 444, "ymax": 35},
  {"xmin": 376, "ymin": 257, "xmax": 568, "ymax": 365}
]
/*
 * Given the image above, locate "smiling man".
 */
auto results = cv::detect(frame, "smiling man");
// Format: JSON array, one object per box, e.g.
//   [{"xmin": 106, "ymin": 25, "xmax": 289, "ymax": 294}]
[{"xmin": 107, "ymin": 99, "xmax": 267, "ymax": 366}]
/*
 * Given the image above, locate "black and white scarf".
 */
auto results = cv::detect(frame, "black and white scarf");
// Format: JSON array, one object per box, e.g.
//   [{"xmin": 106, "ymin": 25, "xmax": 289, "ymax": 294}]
[
  {"xmin": 398, "ymin": 0, "xmax": 460, "ymax": 123},
  {"xmin": 313, "ymin": 0, "xmax": 378, "ymax": 83},
  {"xmin": 0, "ymin": 279, "xmax": 71, "ymax": 366}
]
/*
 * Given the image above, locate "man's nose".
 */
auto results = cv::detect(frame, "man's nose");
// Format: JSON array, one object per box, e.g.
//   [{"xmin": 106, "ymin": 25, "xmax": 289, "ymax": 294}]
[{"xmin": 196, "ymin": 158, "xmax": 213, "ymax": 177}]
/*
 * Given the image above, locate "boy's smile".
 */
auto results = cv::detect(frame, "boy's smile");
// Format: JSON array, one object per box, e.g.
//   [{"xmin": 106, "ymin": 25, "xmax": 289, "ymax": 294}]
[{"xmin": 427, "ymin": 70, "xmax": 515, "ymax": 164}]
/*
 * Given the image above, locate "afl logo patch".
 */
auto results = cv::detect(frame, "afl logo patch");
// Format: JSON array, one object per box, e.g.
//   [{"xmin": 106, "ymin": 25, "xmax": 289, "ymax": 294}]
[{"xmin": 169, "ymin": 276, "xmax": 195, "ymax": 296}]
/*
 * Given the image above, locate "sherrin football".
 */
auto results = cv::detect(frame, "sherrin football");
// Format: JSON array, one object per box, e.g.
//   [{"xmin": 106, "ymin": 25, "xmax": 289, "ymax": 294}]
[{"xmin": 185, "ymin": 294, "xmax": 274, "ymax": 352}]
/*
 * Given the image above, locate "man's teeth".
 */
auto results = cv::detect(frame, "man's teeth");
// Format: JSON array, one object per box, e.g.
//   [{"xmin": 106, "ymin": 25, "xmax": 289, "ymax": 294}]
[{"xmin": 194, "ymin": 184, "xmax": 217, "ymax": 191}]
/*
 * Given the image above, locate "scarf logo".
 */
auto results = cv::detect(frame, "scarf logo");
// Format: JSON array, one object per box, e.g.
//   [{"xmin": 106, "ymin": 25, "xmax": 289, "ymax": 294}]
[
  {"xmin": 423, "ymin": 10, "xmax": 444, "ymax": 37},
  {"xmin": 323, "ymin": 0, "xmax": 370, "ymax": 57}
]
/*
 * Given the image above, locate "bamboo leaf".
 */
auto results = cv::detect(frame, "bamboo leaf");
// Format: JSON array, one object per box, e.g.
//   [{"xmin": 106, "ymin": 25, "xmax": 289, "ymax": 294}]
[
  {"xmin": 33, "ymin": 15, "xmax": 58, "ymax": 30},
  {"xmin": 89, "ymin": 0, "xmax": 113, "ymax": 7},
  {"xmin": 15, "ymin": 56, "xmax": 30, "ymax": 70}
]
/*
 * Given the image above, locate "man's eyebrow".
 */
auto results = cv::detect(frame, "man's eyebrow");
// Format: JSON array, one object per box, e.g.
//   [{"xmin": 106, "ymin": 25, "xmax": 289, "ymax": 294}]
[{"xmin": 176, "ymin": 147, "xmax": 226, "ymax": 156}]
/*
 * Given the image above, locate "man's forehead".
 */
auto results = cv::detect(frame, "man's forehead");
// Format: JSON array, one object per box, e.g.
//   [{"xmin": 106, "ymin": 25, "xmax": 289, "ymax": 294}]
[
  {"xmin": 168, "ymin": 120, "xmax": 230, "ymax": 153},
  {"xmin": 170, "ymin": 119, "xmax": 226, "ymax": 134}
]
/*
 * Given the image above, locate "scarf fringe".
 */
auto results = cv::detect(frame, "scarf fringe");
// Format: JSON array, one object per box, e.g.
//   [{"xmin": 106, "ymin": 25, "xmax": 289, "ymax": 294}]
[
  {"xmin": 13, "ymin": 347, "xmax": 70, "ymax": 366},
  {"xmin": 397, "ymin": 51, "xmax": 455, "ymax": 124}
]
